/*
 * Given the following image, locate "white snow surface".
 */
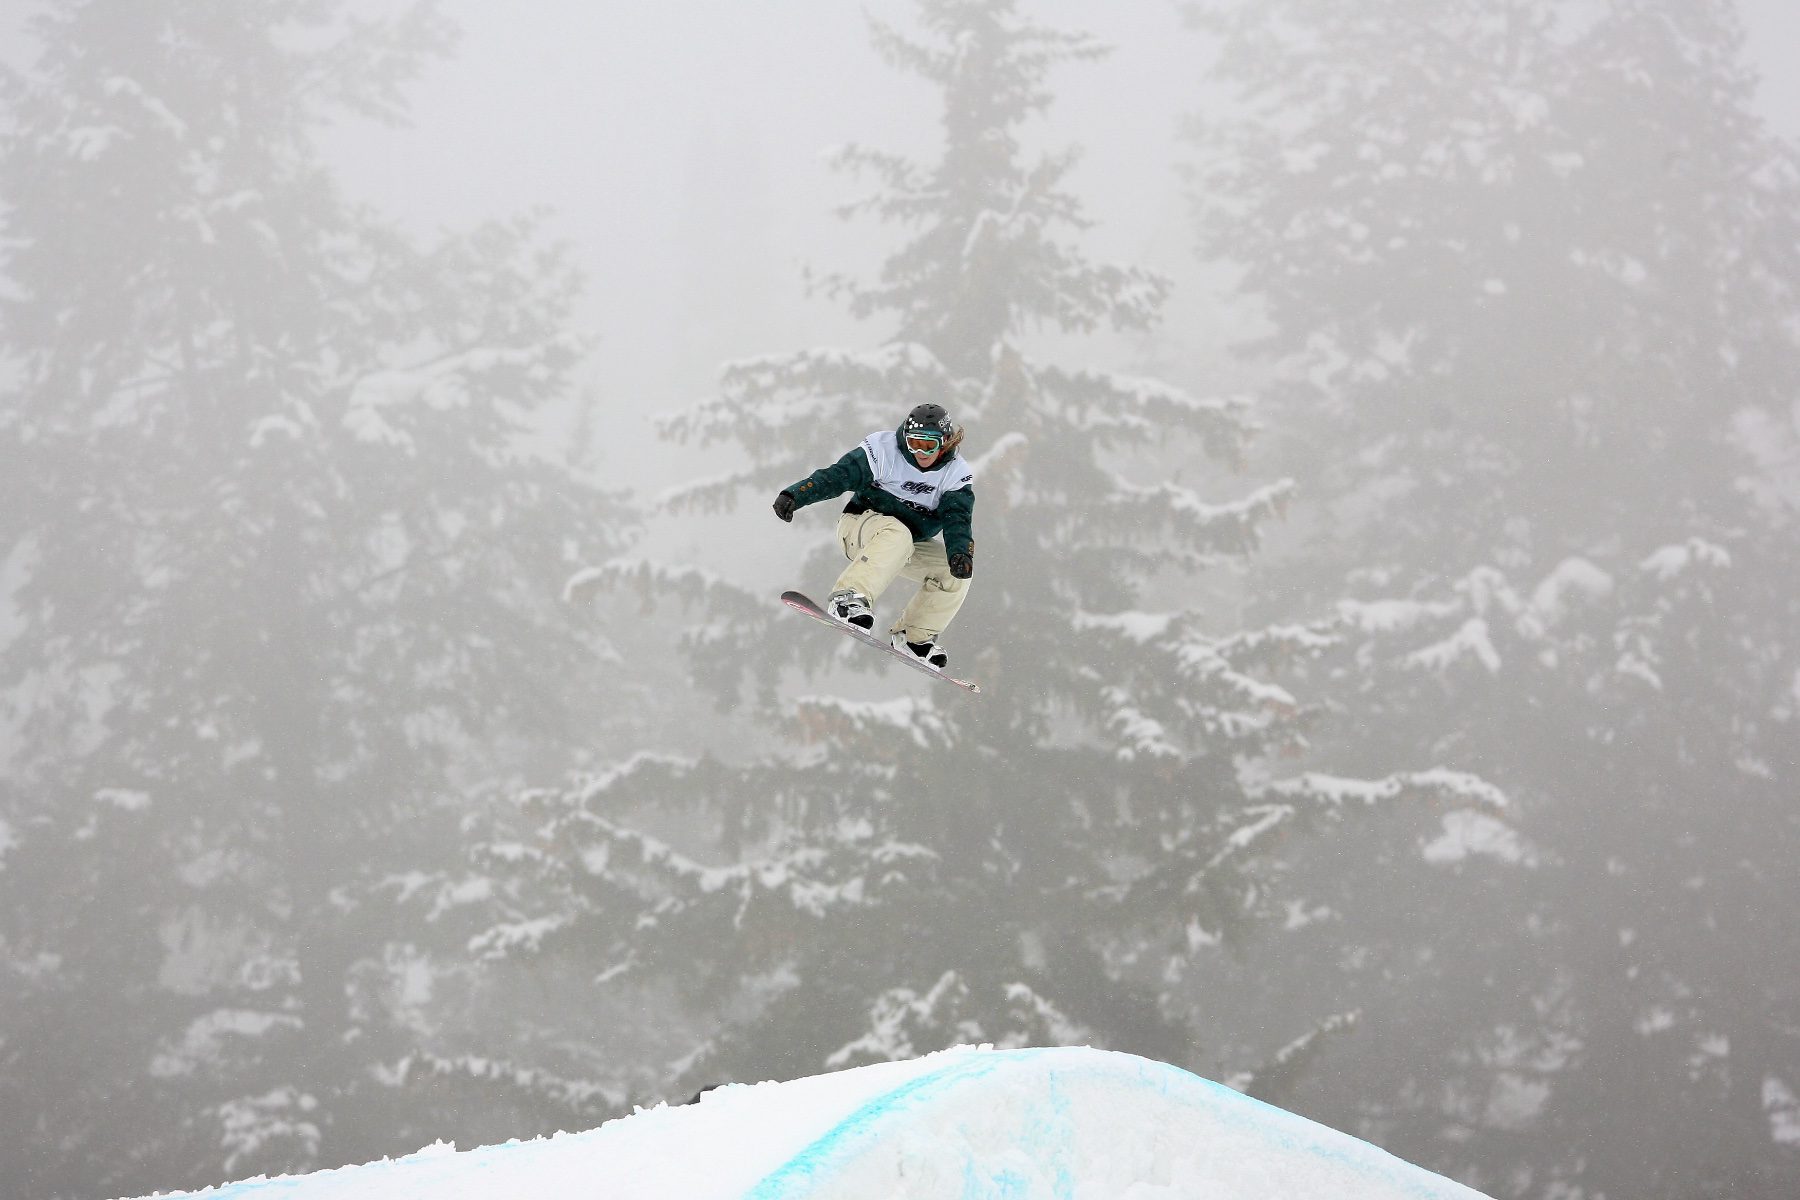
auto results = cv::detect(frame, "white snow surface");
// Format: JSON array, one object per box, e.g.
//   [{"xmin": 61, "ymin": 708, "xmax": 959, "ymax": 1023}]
[{"xmin": 126, "ymin": 1045, "xmax": 1488, "ymax": 1200}]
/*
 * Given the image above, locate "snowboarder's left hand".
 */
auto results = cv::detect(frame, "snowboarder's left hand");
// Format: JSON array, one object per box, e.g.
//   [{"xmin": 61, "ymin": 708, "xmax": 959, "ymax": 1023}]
[
  {"xmin": 948, "ymin": 549, "xmax": 973, "ymax": 579},
  {"xmin": 773, "ymin": 491, "xmax": 797, "ymax": 522}
]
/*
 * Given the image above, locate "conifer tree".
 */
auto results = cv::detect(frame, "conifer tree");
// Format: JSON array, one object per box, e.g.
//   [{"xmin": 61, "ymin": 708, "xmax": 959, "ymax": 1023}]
[
  {"xmin": 472, "ymin": 0, "xmax": 1494, "ymax": 1114},
  {"xmin": 0, "ymin": 2, "xmax": 630, "ymax": 1193},
  {"xmin": 1186, "ymin": 1, "xmax": 1800, "ymax": 1194}
]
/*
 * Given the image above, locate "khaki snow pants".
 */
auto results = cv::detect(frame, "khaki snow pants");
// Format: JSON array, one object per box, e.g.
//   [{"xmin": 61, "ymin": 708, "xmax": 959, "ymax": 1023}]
[{"xmin": 831, "ymin": 511, "xmax": 969, "ymax": 643}]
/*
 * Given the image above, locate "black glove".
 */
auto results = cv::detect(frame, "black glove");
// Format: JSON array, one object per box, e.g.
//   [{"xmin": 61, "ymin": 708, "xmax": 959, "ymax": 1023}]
[
  {"xmin": 773, "ymin": 491, "xmax": 797, "ymax": 523},
  {"xmin": 948, "ymin": 549, "xmax": 973, "ymax": 579}
]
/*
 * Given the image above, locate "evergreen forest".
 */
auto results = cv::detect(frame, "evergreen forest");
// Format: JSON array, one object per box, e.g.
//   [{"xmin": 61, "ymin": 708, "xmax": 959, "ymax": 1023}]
[{"xmin": 1, "ymin": 2, "xmax": 1795, "ymax": 1197}]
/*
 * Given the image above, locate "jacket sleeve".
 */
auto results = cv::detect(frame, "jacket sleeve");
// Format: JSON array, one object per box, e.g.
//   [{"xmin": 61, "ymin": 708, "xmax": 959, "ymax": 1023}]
[
  {"xmin": 938, "ymin": 486, "xmax": 974, "ymax": 563},
  {"xmin": 785, "ymin": 446, "xmax": 873, "ymax": 509}
]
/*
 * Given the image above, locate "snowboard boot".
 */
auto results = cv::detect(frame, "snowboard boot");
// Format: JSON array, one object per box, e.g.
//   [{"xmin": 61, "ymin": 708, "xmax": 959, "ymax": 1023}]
[
  {"xmin": 890, "ymin": 630, "xmax": 949, "ymax": 671},
  {"xmin": 828, "ymin": 589, "xmax": 875, "ymax": 631}
]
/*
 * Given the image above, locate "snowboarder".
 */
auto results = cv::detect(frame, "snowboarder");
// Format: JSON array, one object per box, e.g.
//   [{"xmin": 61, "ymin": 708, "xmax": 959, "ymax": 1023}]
[{"xmin": 773, "ymin": 403, "xmax": 975, "ymax": 671}]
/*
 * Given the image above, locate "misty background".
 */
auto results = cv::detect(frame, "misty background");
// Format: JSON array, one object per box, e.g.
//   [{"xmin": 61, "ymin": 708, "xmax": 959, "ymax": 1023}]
[{"xmin": 2, "ymin": 2, "xmax": 1798, "ymax": 1199}]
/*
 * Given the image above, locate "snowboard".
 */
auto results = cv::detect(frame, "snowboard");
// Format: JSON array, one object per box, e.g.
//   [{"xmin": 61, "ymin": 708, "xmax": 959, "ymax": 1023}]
[{"xmin": 780, "ymin": 590, "xmax": 983, "ymax": 694}]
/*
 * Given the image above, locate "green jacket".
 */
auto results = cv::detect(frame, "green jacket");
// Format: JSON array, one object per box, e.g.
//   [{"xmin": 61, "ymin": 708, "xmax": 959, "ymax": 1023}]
[{"xmin": 785, "ymin": 431, "xmax": 975, "ymax": 564}]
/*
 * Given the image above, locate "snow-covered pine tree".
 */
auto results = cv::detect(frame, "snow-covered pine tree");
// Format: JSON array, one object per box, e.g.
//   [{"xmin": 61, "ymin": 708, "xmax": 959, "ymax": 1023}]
[
  {"xmin": 0, "ymin": 3, "xmax": 632, "ymax": 1193},
  {"xmin": 467, "ymin": 0, "xmax": 1499, "ymax": 1116},
  {"xmin": 1186, "ymin": 0, "xmax": 1800, "ymax": 1194}
]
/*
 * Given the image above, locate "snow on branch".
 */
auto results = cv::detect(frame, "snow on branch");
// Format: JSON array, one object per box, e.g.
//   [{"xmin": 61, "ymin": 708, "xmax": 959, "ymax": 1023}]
[
  {"xmin": 825, "ymin": 973, "xmax": 1093, "ymax": 1070},
  {"xmin": 102, "ymin": 75, "xmax": 188, "ymax": 138},
  {"xmin": 1400, "ymin": 768, "xmax": 1511, "ymax": 808},
  {"xmin": 1256, "ymin": 769, "xmax": 1507, "ymax": 810},
  {"xmin": 1139, "ymin": 769, "xmax": 1506, "ymax": 938},
  {"xmin": 376, "ymin": 870, "xmax": 497, "ymax": 923},
  {"xmin": 341, "ymin": 340, "xmax": 573, "ymax": 452},
  {"xmin": 965, "ymin": 430, "xmax": 1028, "ymax": 476},
  {"xmin": 636, "ymin": 830, "xmax": 937, "ymax": 938},
  {"xmin": 1073, "ymin": 609, "xmax": 1176, "ymax": 643},
  {"xmin": 1209, "ymin": 622, "xmax": 1340, "ymax": 668},
  {"xmin": 792, "ymin": 694, "xmax": 955, "ymax": 749},
  {"xmin": 1099, "ymin": 687, "xmax": 1183, "ymax": 763},
  {"xmin": 562, "ymin": 558, "xmax": 757, "ymax": 615},
  {"xmin": 1203, "ymin": 805, "xmax": 1297, "ymax": 875},
  {"xmin": 1342, "ymin": 556, "xmax": 1616, "ymax": 675},
  {"xmin": 1403, "ymin": 616, "xmax": 1502, "ymax": 674},
  {"xmin": 150, "ymin": 1009, "xmax": 303, "ymax": 1079},
  {"xmin": 1526, "ymin": 557, "xmax": 1613, "ymax": 629},
  {"xmin": 524, "ymin": 774, "xmax": 937, "ymax": 946},
  {"xmin": 1036, "ymin": 366, "xmax": 1257, "ymax": 462},
  {"xmin": 1112, "ymin": 801, "xmax": 1307, "ymax": 949},
  {"xmin": 1225, "ymin": 1011, "xmax": 1361, "ymax": 1098},
  {"xmin": 466, "ymin": 912, "xmax": 571, "ymax": 961},
  {"xmin": 1337, "ymin": 596, "xmax": 1461, "ymax": 635},
  {"xmin": 564, "ymin": 750, "xmax": 704, "ymax": 801},
  {"xmin": 1000, "ymin": 983, "xmax": 1094, "ymax": 1047},
  {"xmin": 1105, "ymin": 478, "xmax": 1294, "ymax": 559},
  {"xmin": 663, "ymin": 343, "xmax": 957, "ymax": 448},
  {"xmin": 1420, "ymin": 809, "xmax": 1535, "ymax": 866},
  {"xmin": 1168, "ymin": 631, "xmax": 1302, "ymax": 717},
  {"xmin": 394, "ymin": 1051, "xmax": 623, "ymax": 1118},
  {"xmin": 827, "ymin": 972, "xmax": 970, "ymax": 1068},
  {"xmin": 826, "ymin": 142, "xmax": 930, "ymax": 204},
  {"xmin": 655, "ymin": 468, "xmax": 762, "ymax": 515},
  {"xmin": 543, "ymin": 808, "xmax": 728, "ymax": 895},
  {"xmin": 1640, "ymin": 537, "xmax": 1732, "ymax": 580}
]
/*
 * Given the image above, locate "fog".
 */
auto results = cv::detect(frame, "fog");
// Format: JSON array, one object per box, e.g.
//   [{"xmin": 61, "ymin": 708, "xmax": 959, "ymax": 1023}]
[
  {"xmin": 3, "ymin": 2, "xmax": 1799, "ymax": 1199},
  {"xmin": 316, "ymin": 0, "xmax": 1799, "ymax": 481},
  {"xmin": 324, "ymin": 3, "xmax": 1211, "ymax": 420}
]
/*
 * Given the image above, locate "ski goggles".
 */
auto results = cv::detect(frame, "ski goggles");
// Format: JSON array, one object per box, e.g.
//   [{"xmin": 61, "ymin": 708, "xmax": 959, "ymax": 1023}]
[{"xmin": 905, "ymin": 430, "xmax": 945, "ymax": 455}]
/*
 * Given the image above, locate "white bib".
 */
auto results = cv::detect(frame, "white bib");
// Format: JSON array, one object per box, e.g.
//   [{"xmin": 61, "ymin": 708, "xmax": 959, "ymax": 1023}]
[{"xmin": 860, "ymin": 430, "xmax": 973, "ymax": 513}]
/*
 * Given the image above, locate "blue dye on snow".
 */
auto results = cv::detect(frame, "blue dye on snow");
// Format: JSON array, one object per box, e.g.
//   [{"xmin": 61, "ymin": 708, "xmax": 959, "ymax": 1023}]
[
  {"xmin": 747, "ymin": 1047, "xmax": 1465, "ymax": 1200},
  {"xmin": 746, "ymin": 1050, "xmax": 1015, "ymax": 1198}
]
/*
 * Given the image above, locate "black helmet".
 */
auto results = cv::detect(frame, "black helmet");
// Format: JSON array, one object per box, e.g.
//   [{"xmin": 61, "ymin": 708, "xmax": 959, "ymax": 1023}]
[{"xmin": 898, "ymin": 403, "xmax": 959, "ymax": 460}]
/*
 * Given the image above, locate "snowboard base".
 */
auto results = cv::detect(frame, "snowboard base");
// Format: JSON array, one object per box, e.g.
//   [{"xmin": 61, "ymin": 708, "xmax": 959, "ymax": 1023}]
[{"xmin": 781, "ymin": 590, "xmax": 982, "ymax": 694}]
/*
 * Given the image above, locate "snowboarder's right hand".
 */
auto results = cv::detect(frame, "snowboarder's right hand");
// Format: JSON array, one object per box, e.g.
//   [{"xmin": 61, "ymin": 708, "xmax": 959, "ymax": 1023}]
[{"xmin": 773, "ymin": 491, "xmax": 797, "ymax": 522}]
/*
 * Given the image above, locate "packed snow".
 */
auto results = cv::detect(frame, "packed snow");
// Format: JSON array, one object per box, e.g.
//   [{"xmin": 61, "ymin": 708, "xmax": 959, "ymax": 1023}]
[{"xmin": 125, "ymin": 1045, "xmax": 1488, "ymax": 1200}]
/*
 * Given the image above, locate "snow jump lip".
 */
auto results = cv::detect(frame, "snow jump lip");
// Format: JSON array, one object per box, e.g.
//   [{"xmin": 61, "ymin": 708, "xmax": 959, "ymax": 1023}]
[
  {"xmin": 122, "ymin": 1045, "xmax": 1489, "ymax": 1200},
  {"xmin": 744, "ymin": 1045, "xmax": 1487, "ymax": 1200}
]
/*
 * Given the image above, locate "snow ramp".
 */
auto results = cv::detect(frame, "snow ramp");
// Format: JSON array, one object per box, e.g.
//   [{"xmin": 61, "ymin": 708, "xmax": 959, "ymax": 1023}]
[{"xmin": 129, "ymin": 1045, "xmax": 1490, "ymax": 1200}]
